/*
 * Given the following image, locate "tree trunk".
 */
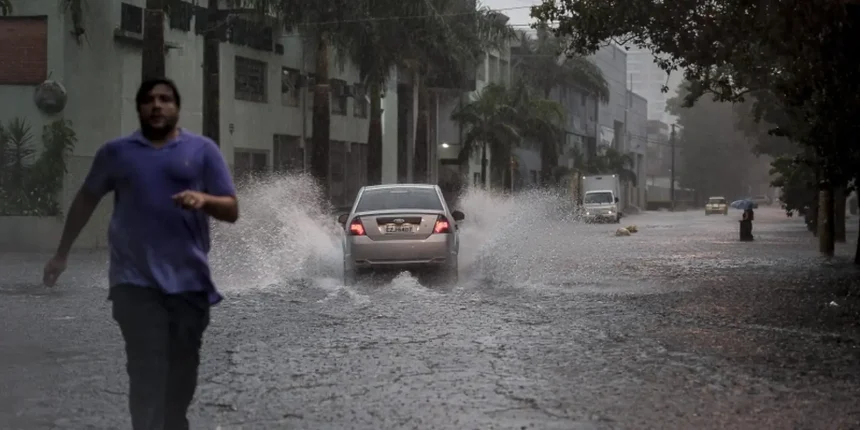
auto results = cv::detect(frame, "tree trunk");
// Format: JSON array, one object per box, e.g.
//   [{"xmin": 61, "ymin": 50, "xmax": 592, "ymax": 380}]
[
  {"xmin": 480, "ymin": 144, "xmax": 487, "ymax": 188},
  {"xmin": 366, "ymin": 80, "xmax": 383, "ymax": 185},
  {"xmin": 142, "ymin": 0, "xmax": 166, "ymax": 80},
  {"xmin": 310, "ymin": 33, "xmax": 331, "ymax": 197},
  {"xmin": 414, "ymin": 78, "xmax": 429, "ymax": 183},
  {"xmin": 201, "ymin": 0, "xmax": 220, "ymax": 144},
  {"xmin": 834, "ymin": 187, "xmax": 846, "ymax": 242},
  {"xmin": 818, "ymin": 186, "xmax": 834, "ymax": 256}
]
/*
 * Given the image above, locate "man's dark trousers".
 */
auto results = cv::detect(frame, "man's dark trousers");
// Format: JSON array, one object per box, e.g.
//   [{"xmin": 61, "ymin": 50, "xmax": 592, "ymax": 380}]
[{"xmin": 110, "ymin": 284, "xmax": 210, "ymax": 430}]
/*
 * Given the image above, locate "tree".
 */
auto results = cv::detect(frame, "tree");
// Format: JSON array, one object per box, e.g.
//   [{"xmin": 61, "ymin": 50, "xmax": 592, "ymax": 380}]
[
  {"xmin": 268, "ymin": 0, "xmax": 362, "ymax": 197},
  {"xmin": 532, "ymin": 0, "xmax": 860, "ymax": 259},
  {"xmin": 667, "ymin": 81, "xmax": 766, "ymax": 204},
  {"xmin": 0, "ymin": 0, "xmax": 12, "ymax": 15},
  {"xmin": 451, "ymin": 83, "xmax": 521, "ymax": 188},
  {"xmin": 452, "ymin": 82, "xmax": 566, "ymax": 189},
  {"xmin": 511, "ymin": 26, "xmax": 609, "ymax": 184},
  {"xmin": 344, "ymin": 0, "xmax": 515, "ymax": 185}
]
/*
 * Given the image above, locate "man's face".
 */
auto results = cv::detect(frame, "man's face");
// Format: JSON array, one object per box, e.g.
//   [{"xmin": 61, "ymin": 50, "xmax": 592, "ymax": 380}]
[{"xmin": 138, "ymin": 83, "xmax": 179, "ymax": 137}]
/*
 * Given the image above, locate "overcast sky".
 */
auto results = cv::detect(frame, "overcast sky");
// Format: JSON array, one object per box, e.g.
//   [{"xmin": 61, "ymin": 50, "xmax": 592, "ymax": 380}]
[{"xmin": 481, "ymin": 0, "xmax": 540, "ymax": 30}]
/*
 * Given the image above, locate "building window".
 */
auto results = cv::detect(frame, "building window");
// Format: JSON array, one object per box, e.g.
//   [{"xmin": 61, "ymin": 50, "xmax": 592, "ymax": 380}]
[
  {"xmin": 280, "ymin": 67, "xmax": 300, "ymax": 107},
  {"xmin": 0, "ymin": 16, "xmax": 48, "ymax": 85},
  {"xmin": 168, "ymin": 1, "xmax": 193, "ymax": 32},
  {"xmin": 235, "ymin": 56, "xmax": 267, "ymax": 103},
  {"xmin": 233, "ymin": 149, "xmax": 268, "ymax": 186},
  {"xmin": 353, "ymin": 84, "xmax": 368, "ymax": 118},
  {"xmin": 120, "ymin": 3, "xmax": 143, "ymax": 33},
  {"xmin": 273, "ymin": 134, "xmax": 303, "ymax": 173},
  {"xmin": 331, "ymin": 79, "xmax": 348, "ymax": 116}
]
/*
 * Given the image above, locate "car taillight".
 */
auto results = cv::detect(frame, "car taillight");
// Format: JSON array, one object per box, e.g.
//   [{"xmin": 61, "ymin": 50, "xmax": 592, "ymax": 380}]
[
  {"xmin": 349, "ymin": 218, "xmax": 365, "ymax": 236},
  {"xmin": 433, "ymin": 216, "xmax": 451, "ymax": 234}
]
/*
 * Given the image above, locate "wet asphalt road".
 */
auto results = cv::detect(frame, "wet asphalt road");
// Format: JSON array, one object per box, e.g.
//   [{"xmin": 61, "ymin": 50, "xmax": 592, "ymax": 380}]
[{"xmin": 2, "ymin": 207, "xmax": 860, "ymax": 429}]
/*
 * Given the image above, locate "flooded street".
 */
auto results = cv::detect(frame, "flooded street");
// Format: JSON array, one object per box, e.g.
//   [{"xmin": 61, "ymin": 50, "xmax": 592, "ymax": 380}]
[{"xmin": 2, "ymin": 187, "xmax": 860, "ymax": 429}]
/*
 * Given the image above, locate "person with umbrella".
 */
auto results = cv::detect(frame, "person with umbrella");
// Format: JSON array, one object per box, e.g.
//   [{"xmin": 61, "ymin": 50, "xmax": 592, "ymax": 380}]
[{"xmin": 731, "ymin": 199, "xmax": 755, "ymax": 241}]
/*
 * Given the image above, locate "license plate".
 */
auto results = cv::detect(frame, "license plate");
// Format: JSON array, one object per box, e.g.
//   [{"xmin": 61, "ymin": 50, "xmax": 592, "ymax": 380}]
[{"xmin": 385, "ymin": 224, "xmax": 413, "ymax": 233}]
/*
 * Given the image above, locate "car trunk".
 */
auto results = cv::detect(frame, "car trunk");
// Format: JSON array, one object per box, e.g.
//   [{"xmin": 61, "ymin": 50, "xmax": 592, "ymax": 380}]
[{"xmin": 356, "ymin": 211, "xmax": 443, "ymax": 241}]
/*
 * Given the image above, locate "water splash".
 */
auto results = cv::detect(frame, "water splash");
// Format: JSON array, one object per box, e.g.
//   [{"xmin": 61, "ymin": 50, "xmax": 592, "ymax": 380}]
[
  {"xmin": 209, "ymin": 174, "xmax": 343, "ymax": 291},
  {"xmin": 457, "ymin": 186, "xmax": 589, "ymax": 285},
  {"xmin": 208, "ymin": 176, "xmax": 591, "ymax": 292}
]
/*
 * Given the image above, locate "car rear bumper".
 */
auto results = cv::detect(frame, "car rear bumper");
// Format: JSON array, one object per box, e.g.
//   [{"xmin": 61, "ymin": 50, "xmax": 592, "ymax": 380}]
[{"xmin": 345, "ymin": 234, "xmax": 455, "ymax": 269}]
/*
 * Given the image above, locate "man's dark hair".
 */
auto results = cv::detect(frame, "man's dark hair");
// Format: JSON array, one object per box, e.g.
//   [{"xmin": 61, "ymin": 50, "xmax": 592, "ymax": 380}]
[{"xmin": 135, "ymin": 77, "xmax": 181, "ymax": 110}]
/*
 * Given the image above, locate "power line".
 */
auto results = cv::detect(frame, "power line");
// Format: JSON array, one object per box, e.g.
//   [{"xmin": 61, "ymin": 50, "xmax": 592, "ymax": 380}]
[{"xmin": 287, "ymin": 5, "xmax": 533, "ymax": 27}]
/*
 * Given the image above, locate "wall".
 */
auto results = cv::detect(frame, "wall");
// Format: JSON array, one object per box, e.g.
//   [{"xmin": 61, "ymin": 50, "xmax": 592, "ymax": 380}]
[
  {"xmin": 0, "ymin": 0, "xmax": 371, "ymax": 251},
  {"xmin": 589, "ymin": 45, "xmax": 628, "ymax": 149},
  {"xmin": 628, "ymin": 91, "xmax": 648, "ymax": 207}
]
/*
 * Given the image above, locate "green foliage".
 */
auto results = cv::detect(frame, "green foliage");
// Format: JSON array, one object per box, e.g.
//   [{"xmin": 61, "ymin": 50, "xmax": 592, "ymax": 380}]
[
  {"xmin": 452, "ymin": 82, "xmax": 565, "ymax": 187},
  {"xmin": 0, "ymin": 0, "xmax": 12, "ymax": 16},
  {"xmin": 567, "ymin": 145, "xmax": 637, "ymax": 185},
  {"xmin": 511, "ymin": 25, "xmax": 608, "ymax": 102},
  {"xmin": 769, "ymin": 156, "xmax": 817, "ymax": 213},
  {"xmin": 667, "ymin": 80, "xmax": 768, "ymax": 201},
  {"xmin": 531, "ymin": 0, "xmax": 860, "ymax": 188},
  {"xmin": 0, "ymin": 118, "xmax": 76, "ymax": 216}
]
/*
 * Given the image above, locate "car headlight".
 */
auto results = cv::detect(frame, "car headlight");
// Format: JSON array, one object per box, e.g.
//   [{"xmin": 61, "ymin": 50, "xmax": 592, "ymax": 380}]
[{"xmin": 607, "ymin": 211, "xmax": 613, "ymax": 214}]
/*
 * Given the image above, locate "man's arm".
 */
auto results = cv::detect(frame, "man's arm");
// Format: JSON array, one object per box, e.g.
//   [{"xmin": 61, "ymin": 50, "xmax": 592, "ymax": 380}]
[
  {"xmin": 201, "ymin": 140, "xmax": 239, "ymax": 223},
  {"xmin": 55, "ymin": 190, "xmax": 102, "ymax": 257},
  {"xmin": 54, "ymin": 145, "xmax": 114, "ymax": 258}
]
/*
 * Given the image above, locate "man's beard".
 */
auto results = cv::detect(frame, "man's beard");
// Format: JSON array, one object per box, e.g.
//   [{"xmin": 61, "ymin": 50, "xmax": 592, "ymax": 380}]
[{"xmin": 140, "ymin": 118, "xmax": 177, "ymax": 141}]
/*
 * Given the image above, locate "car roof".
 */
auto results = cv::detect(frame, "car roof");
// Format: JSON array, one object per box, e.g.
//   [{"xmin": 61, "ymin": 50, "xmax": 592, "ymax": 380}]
[{"xmin": 362, "ymin": 183, "xmax": 439, "ymax": 191}]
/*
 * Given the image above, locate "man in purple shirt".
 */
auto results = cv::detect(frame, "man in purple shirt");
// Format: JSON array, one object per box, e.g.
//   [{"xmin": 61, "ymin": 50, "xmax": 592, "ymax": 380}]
[{"xmin": 42, "ymin": 78, "xmax": 239, "ymax": 430}]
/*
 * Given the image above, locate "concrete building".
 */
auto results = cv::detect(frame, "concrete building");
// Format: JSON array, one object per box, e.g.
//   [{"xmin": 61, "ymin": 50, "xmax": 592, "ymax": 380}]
[
  {"xmin": 627, "ymin": 91, "xmax": 648, "ymax": 208},
  {"xmin": 588, "ymin": 45, "xmax": 628, "ymax": 151},
  {"xmin": 626, "ymin": 48, "xmax": 682, "ymax": 124},
  {"xmin": 0, "ymin": 0, "xmax": 512, "ymax": 251}
]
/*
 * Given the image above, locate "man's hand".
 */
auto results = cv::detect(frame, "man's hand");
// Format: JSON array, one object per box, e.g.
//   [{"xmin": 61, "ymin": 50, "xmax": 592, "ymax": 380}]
[
  {"xmin": 172, "ymin": 190, "xmax": 209, "ymax": 210},
  {"xmin": 43, "ymin": 255, "xmax": 67, "ymax": 287}
]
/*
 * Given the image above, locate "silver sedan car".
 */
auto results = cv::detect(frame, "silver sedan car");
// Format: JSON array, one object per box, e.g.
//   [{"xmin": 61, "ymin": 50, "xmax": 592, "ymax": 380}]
[{"xmin": 338, "ymin": 184, "xmax": 465, "ymax": 285}]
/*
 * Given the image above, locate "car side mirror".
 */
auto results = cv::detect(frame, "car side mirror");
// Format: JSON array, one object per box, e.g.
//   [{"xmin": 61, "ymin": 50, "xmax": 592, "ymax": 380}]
[
  {"xmin": 614, "ymin": 197, "xmax": 619, "ymax": 203},
  {"xmin": 337, "ymin": 213, "xmax": 349, "ymax": 225},
  {"xmin": 451, "ymin": 210, "xmax": 465, "ymax": 221}
]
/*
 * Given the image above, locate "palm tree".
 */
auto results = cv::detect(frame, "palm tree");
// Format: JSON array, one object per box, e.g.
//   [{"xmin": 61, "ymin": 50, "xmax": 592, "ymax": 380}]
[
  {"xmin": 569, "ymin": 145, "xmax": 637, "ymax": 184},
  {"xmin": 262, "ymin": 1, "xmax": 362, "ymax": 197},
  {"xmin": 450, "ymin": 83, "xmax": 520, "ymax": 187},
  {"xmin": 345, "ymin": 2, "xmax": 422, "ymax": 185},
  {"xmin": 511, "ymin": 26, "xmax": 609, "ymax": 184},
  {"xmin": 409, "ymin": 0, "xmax": 515, "ymax": 183},
  {"xmin": 343, "ymin": 0, "xmax": 514, "ymax": 185}
]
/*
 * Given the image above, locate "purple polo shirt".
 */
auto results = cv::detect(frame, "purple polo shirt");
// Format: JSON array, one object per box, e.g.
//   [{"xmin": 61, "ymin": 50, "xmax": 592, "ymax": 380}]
[{"xmin": 83, "ymin": 129, "xmax": 235, "ymax": 305}]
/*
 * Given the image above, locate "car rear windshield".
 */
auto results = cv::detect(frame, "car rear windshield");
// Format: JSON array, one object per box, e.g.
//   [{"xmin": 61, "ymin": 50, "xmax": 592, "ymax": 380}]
[
  {"xmin": 709, "ymin": 198, "xmax": 726, "ymax": 204},
  {"xmin": 355, "ymin": 188, "xmax": 443, "ymax": 212}
]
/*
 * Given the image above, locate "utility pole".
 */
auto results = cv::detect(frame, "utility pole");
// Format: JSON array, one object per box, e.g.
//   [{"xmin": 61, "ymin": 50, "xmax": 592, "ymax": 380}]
[{"xmin": 669, "ymin": 124, "xmax": 676, "ymax": 211}]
